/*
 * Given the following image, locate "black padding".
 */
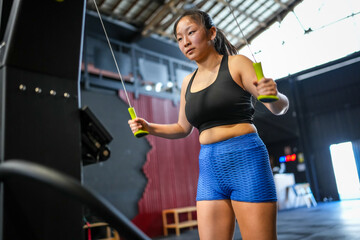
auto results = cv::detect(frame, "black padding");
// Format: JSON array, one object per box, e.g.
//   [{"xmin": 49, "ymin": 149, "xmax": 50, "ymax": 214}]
[{"xmin": 0, "ymin": 160, "xmax": 151, "ymax": 240}]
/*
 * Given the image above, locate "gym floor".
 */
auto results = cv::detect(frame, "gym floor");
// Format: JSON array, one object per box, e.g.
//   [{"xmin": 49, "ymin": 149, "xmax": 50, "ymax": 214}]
[{"xmin": 153, "ymin": 199, "xmax": 360, "ymax": 240}]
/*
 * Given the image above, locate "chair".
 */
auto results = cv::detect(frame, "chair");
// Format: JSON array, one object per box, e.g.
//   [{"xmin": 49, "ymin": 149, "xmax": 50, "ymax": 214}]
[
  {"xmin": 292, "ymin": 183, "xmax": 317, "ymax": 208},
  {"xmin": 162, "ymin": 206, "xmax": 197, "ymax": 236},
  {"xmin": 84, "ymin": 222, "xmax": 120, "ymax": 240}
]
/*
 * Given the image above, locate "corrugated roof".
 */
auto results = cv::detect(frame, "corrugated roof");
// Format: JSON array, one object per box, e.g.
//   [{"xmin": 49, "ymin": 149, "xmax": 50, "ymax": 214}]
[{"xmin": 87, "ymin": 0, "xmax": 303, "ymax": 49}]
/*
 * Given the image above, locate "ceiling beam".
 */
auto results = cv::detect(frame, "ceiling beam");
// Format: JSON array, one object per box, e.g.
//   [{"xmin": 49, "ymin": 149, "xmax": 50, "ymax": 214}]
[
  {"xmin": 122, "ymin": 0, "xmax": 139, "ymax": 16},
  {"xmin": 216, "ymin": 0, "xmax": 262, "ymax": 24},
  {"xmin": 110, "ymin": 0, "xmax": 122, "ymax": 12},
  {"xmin": 141, "ymin": 0, "xmax": 182, "ymax": 37},
  {"xmin": 235, "ymin": 0, "xmax": 303, "ymax": 49}
]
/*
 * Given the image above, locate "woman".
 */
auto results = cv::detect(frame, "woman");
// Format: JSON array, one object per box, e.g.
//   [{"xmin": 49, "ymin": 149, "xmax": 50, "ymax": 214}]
[{"xmin": 129, "ymin": 9, "xmax": 289, "ymax": 240}]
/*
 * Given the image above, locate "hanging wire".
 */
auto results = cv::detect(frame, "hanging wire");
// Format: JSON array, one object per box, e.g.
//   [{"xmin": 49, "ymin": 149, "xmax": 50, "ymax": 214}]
[
  {"xmin": 311, "ymin": 11, "xmax": 360, "ymax": 32},
  {"xmin": 91, "ymin": 0, "xmax": 132, "ymax": 108},
  {"xmin": 225, "ymin": 0, "xmax": 257, "ymax": 63},
  {"xmin": 291, "ymin": 10, "xmax": 313, "ymax": 34}
]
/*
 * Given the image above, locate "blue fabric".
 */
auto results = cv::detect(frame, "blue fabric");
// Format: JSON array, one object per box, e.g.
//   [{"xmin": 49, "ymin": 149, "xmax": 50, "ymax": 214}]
[{"xmin": 196, "ymin": 133, "xmax": 277, "ymax": 202}]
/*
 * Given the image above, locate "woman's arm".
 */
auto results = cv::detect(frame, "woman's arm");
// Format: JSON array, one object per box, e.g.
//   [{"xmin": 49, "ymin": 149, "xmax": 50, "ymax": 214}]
[
  {"xmin": 230, "ymin": 55, "xmax": 289, "ymax": 115},
  {"xmin": 128, "ymin": 74, "xmax": 194, "ymax": 139}
]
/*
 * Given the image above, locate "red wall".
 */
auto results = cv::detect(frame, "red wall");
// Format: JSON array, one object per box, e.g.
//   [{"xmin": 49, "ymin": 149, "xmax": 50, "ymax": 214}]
[{"xmin": 119, "ymin": 91, "xmax": 200, "ymax": 237}]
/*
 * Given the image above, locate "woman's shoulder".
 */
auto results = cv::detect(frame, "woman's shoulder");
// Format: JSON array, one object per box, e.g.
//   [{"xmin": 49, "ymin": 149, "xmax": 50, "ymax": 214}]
[
  {"xmin": 228, "ymin": 54, "xmax": 252, "ymax": 64},
  {"xmin": 181, "ymin": 69, "xmax": 197, "ymax": 90},
  {"xmin": 228, "ymin": 54, "xmax": 254, "ymax": 73}
]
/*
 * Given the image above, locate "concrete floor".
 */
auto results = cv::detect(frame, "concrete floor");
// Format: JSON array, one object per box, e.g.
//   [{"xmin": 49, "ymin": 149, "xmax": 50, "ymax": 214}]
[{"xmin": 154, "ymin": 199, "xmax": 360, "ymax": 240}]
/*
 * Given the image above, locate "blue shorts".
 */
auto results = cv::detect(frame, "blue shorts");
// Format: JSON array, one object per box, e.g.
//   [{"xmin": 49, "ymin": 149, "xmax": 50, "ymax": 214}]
[{"xmin": 196, "ymin": 133, "xmax": 277, "ymax": 202}]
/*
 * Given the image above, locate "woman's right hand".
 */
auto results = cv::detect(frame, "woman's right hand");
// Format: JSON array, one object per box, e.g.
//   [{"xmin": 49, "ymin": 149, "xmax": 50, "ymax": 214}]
[{"xmin": 128, "ymin": 118, "xmax": 149, "ymax": 134}]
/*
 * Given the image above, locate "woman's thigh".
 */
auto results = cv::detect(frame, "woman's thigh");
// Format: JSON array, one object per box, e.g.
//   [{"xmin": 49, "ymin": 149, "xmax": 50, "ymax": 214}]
[
  {"xmin": 232, "ymin": 201, "xmax": 277, "ymax": 240},
  {"xmin": 197, "ymin": 200, "xmax": 236, "ymax": 240}
]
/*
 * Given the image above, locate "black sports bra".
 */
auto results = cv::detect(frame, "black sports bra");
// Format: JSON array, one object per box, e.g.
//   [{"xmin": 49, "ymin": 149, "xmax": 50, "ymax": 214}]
[{"xmin": 185, "ymin": 55, "xmax": 254, "ymax": 133}]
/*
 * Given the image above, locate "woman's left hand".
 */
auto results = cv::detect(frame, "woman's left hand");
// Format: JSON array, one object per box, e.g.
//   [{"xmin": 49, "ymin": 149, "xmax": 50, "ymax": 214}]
[{"xmin": 253, "ymin": 77, "xmax": 278, "ymax": 98}]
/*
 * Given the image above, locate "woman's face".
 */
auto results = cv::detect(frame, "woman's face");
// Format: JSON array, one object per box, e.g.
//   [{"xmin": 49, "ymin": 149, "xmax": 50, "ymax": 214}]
[{"xmin": 175, "ymin": 16, "xmax": 214, "ymax": 61}]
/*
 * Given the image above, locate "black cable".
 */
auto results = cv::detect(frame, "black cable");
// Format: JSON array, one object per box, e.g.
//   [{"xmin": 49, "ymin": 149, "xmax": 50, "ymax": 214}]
[{"xmin": 0, "ymin": 159, "xmax": 151, "ymax": 240}]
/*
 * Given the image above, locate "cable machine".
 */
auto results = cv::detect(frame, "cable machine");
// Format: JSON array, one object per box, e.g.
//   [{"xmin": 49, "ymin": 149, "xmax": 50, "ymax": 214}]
[{"xmin": 0, "ymin": 1, "xmax": 86, "ymax": 239}]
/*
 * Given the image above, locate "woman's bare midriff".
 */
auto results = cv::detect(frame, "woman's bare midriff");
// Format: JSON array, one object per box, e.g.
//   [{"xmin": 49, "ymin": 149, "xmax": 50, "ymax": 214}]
[{"xmin": 199, "ymin": 123, "xmax": 257, "ymax": 145}]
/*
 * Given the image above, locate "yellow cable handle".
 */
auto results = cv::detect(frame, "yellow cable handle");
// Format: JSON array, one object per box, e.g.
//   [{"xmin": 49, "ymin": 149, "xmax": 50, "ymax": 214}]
[
  {"xmin": 253, "ymin": 62, "xmax": 279, "ymax": 103},
  {"xmin": 128, "ymin": 107, "xmax": 149, "ymax": 138}
]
